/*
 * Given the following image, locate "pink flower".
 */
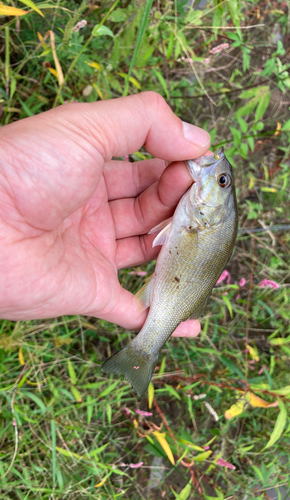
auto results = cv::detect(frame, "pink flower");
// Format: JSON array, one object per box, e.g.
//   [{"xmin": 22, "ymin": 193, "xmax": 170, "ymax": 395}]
[
  {"xmin": 73, "ymin": 19, "xmax": 87, "ymax": 32},
  {"xmin": 120, "ymin": 461, "xmax": 144, "ymax": 468},
  {"xmin": 204, "ymin": 58, "xmax": 210, "ymax": 64},
  {"xmin": 258, "ymin": 279, "xmax": 279, "ymax": 289},
  {"xmin": 217, "ymin": 458, "xmax": 236, "ymax": 470},
  {"xmin": 216, "ymin": 270, "xmax": 231, "ymax": 285},
  {"xmin": 239, "ymin": 278, "xmax": 246, "ymax": 287},
  {"xmin": 258, "ymin": 365, "xmax": 268, "ymax": 375},
  {"xmin": 204, "ymin": 445, "xmax": 210, "ymax": 450},
  {"xmin": 124, "ymin": 154, "xmax": 129, "ymax": 162},
  {"xmin": 135, "ymin": 409, "xmax": 153, "ymax": 417},
  {"xmin": 124, "ymin": 407, "xmax": 131, "ymax": 416},
  {"xmin": 210, "ymin": 43, "xmax": 229, "ymax": 55}
]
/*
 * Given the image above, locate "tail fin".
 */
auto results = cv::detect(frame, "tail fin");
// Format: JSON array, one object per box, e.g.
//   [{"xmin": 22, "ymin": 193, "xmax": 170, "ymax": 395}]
[{"xmin": 101, "ymin": 343, "xmax": 158, "ymax": 396}]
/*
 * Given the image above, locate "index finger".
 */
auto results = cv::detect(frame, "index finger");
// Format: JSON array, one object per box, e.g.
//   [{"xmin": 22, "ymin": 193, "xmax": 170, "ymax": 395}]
[{"xmin": 87, "ymin": 91, "xmax": 211, "ymax": 161}]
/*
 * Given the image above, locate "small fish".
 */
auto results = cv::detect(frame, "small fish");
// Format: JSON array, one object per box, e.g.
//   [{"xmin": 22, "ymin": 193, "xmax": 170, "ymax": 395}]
[{"xmin": 102, "ymin": 147, "xmax": 238, "ymax": 395}]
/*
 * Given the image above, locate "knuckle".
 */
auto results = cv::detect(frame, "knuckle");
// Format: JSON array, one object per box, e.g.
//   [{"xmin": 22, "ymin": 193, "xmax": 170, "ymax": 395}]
[{"xmin": 139, "ymin": 91, "xmax": 167, "ymax": 111}]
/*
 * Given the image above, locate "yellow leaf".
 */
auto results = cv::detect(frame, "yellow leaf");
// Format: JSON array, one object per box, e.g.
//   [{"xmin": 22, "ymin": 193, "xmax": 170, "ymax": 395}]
[
  {"xmin": 270, "ymin": 336, "xmax": 290, "ymax": 346},
  {"xmin": 224, "ymin": 395, "xmax": 248, "ymax": 419},
  {"xmin": 70, "ymin": 385, "xmax": 82, "ymax": 402},
  {"xmin": 49, "ymin": 30, "xmax": 64, "ymax": 87},
  {"xmin": 48, "ymin": 68, "xmax": 58, "ymax": 78},
  {"xmin": 37, "ymin": 32, "xmax": 48, "ymax": 50},
  {"xmin": 148, "ymin": 382, "xmax": 154, "ymax": 409},
  {"xmin": 56, "ymin": 447, "xmax": 85, "ymax": 460},
  {"xmin": 193, "ymin": 450, "xmax": 212, "ymax": 461},
  {"xmin": 85, "ymin": 61, "xmax": 102, "ymax": 71},
  {"xmin": 0, "ymin": 5, "xmax": 27, "ymax": 16},
  {"xmin": 248, "ymin": 176, "xmax": 255, "ymax": 189},
  {"xmin": 153, "ymin": 431, "xmax": 175, "ymax": 465},
  {"xmin": 247, "ymin": 392, "xmax": 279, "ymax": 408},
  {"xmin": 118, "ymin": 72, "xmax": 141, "ymax": 90},
  {"xmin": 132, "ymin": 151, "xmax": 146, "ymax": 160},
  {"xmin": 178, "ymin": 439, "xmax": 204, "ymax": 451},
  {"xmin": 19, "ymin": 348, "xmax": 25, "ymax": 365},
  {"xmin": 225, "ymin": 390, "xmax": 278, "ymax": 419},
  {"xmin": 92, "ymin": 83, "xmax": 103, "ymax": 100},
  {"xmin": 95, "ymin": 476, "xmax": 109, "ymax": 488},
  {"xmin": 246, "ymin": 343, "xmax": 259, "ymax": 362},
  {"xmin": 274, "ymin": 121, "xmax": 281, "ymax": 136},
  {"xmin": 18, "ymin": 0, "xmax": 43, "ymax": 17},
  {"xmin": 128, "ymin": 76, "xmax": 141, "ymax": 90},
  {"xmin": 261, "ymin": 187, "xmax": 277, "ymax": 193}
]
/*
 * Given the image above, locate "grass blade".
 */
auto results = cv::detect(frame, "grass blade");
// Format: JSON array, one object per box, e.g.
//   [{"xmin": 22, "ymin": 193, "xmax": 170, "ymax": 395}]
[
  {"xmin": 18, "ymin": 0, "xmax": 44, "ymax": 17},
  {"xmin": 51, "ymin": 420, "xmax": 56, "ymax": 487},
  {"xmin": 263, "ymin": 400, "xmax": 287, "ymax": 450},
  {"xmin": 123, "ymin": 0, "xmax": 154, "ymax": 97}
]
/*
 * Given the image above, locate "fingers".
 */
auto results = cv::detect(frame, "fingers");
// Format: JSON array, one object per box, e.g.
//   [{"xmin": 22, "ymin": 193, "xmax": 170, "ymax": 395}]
[
  {"xmin": 171, "ymin": 319, "xmax": 200, "ymax": 337},
  {"xmin": 0, "ymin": 92, "xmax": 210, "ymax": 230},
  {"xmin": 90, "ymin": 279, "xmax": 201, "ymax": 338},
  {"xmin": 111, "ymin": 160, "xmax": 193, "ymax": 240},
  {"xmin": 80, "ymin": 92, "xmax": 211, "ymax": 161},
  {"xmin": 105, "ymin": 149, "xmax": 214, "ymax": 202},
  {"xmin": 104, "ymin": 158, "xmax": 167, "ymax": 201},
  {"xmin": 116, "ymin": 234, "xmax": 159, "ymax": 269}
]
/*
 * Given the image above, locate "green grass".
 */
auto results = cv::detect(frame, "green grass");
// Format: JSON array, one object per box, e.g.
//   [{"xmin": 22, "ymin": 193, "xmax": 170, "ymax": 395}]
[{"xmin": 1, "ymin": 0, "xmax": 290, "ymax": 498}]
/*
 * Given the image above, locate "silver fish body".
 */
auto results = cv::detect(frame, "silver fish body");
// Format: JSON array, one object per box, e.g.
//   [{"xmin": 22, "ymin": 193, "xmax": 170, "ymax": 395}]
[{"xmin": 102, "ymin": 147, "xmax": 238, "ymax": 395}]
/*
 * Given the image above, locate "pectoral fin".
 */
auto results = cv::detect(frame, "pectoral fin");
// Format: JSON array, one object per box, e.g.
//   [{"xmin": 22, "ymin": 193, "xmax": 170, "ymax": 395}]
[
  {"xmin": 135, "ymin": 275, "xmax": 152, "ymax": 310},
  {"xmin": 149, "ymin": 218, "xmax": 173, "ymax": 247}
]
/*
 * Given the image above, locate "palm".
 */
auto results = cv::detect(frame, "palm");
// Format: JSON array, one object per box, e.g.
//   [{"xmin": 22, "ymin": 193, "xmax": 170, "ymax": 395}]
[{"xmin": 0, "ymin": 108, "xmax": 174, "ymax": 325}]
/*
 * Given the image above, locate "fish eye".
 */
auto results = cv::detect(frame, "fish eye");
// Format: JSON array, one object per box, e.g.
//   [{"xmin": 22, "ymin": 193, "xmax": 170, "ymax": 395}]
[{"xmin": 218, "ymin": 173, "xmax": 231, "ymax": 188}]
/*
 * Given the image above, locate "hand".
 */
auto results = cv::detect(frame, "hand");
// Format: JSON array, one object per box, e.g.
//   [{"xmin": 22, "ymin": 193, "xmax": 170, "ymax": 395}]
[{"xmin": 0, "ymin": 92, "xmax": 210, "ymax": 336}]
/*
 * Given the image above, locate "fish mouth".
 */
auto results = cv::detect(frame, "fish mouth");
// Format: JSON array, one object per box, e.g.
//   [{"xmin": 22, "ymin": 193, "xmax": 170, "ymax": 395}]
[
  {"xmin": 194, "ymin": 146, "xmax": 225, "ymax": 167},
  {"xmin": 186, "ymin": 146, "xmax": 225, "ymax": 181}
]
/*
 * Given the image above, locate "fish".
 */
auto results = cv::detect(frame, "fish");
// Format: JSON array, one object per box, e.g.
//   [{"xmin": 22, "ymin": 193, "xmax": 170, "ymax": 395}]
[{"xmin": 102, "ymin": 147, "xmax": 238, "ymax": 395}]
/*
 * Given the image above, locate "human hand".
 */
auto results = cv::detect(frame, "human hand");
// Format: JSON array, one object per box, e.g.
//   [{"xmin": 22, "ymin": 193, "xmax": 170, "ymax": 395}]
[{"xmin": 0, "ymin": 92, "xmax": 210, "ymax": 336}]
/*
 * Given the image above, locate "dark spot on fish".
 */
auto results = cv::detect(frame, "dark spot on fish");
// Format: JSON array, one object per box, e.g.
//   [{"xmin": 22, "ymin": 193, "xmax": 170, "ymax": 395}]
[
  {"xmin": 200, "ymin": 211, "xmax": 204, "ymax": 215},
  {"xmin": 169, "ymin": 250, "xmax": 171, "ymax": 254},
  {"xmin": 174, "ymin": 276, "xmax": 180, "ymax": 283},
  {"xmin": 189, "ymin": 226, "xmax": 192, "ymax": 230},
  {"xmin": 177, "ymin": 285, "xmax": 179, "ymax": 289},
  {"xmin": 177, "ymin": 251, "xmax": 179, "ymax": 255}
]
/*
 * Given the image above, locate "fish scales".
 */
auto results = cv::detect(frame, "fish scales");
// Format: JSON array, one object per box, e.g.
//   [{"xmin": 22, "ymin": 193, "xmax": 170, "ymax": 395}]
[
  {"xmin": 138, "ymin": 221, "xmax": 236, "ymax": 354},
  {"xmin": 102, "ymin": 147, "xmax": 238, "ymax": 395}
]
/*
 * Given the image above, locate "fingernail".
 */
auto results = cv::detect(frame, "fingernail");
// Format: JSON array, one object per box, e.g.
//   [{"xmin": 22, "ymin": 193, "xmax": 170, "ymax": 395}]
[{"xmin": 182, "ymin": 121, "xmax": 211, "ymax": 148}]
